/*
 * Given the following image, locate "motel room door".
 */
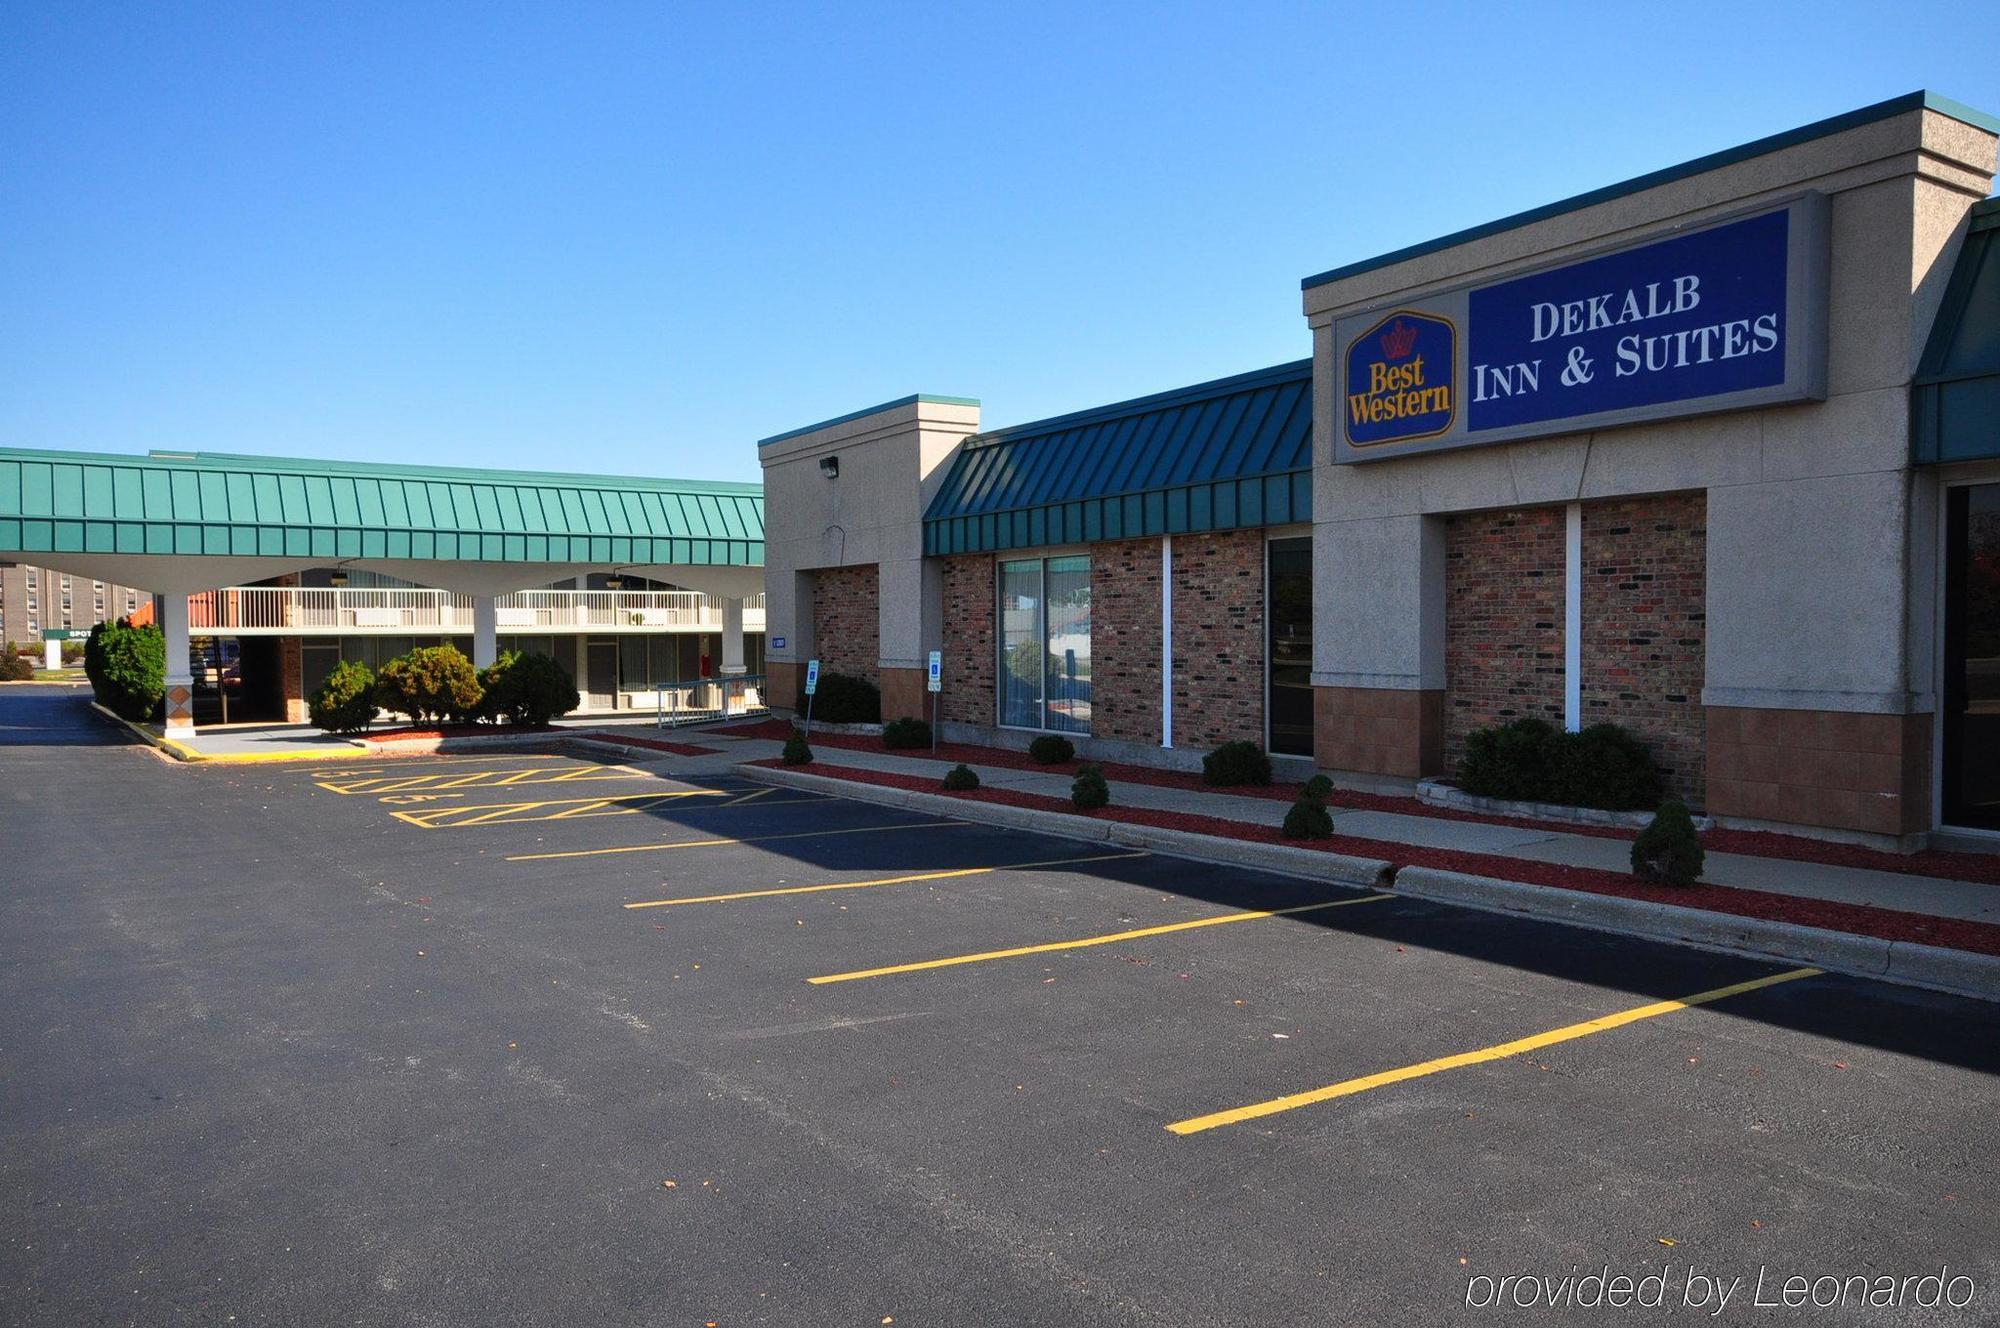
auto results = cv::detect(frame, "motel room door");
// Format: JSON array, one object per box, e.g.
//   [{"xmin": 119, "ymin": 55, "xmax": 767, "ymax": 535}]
[
  {"xmin": 1943, "ymin": 482, "xmax": 2000, "ymax": 830},
  {"xmin": 1267, "ymin": 537, "xmax": 1313, "ymax": 756},
  {"xmin": 584, "ymin": 637, "xmax": 618, "ymax": 711}
]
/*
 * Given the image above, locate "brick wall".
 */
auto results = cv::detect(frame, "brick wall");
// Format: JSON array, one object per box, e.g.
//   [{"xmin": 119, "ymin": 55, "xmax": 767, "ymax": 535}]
[
  {"xmin": 810, "ymin": 564, "xmax": 879, "ymax": 685},
  {"xmin": 939, "ymin": 554, "xmax": 995, "ymax": 725},
  {"xmin": 1170, "ymin": 530, "xmax": 1264, "ymax": 749},
  {"xmin": 1444, "ymin": 506, "xmax": 1566, "ymax": 776},
  {"xmin": 1581, "ymin": 494, "xmax": 1707, "ymax": 804},
  {"xmin": 1090, "ymin": 538, "xmax": 1163, "ymax": 744}
]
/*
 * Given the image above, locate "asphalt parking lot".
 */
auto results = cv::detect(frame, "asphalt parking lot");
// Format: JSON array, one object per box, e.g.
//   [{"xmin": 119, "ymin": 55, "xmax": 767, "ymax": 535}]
[{"xmin": 4, "ymin": 686, "xmax": 1999, "ymax": 1326}]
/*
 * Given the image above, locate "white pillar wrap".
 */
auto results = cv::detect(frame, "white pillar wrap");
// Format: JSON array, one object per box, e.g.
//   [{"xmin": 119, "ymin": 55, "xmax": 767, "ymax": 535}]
[
  {"xmin": 472, "ymin": 595, "xmax": 498, "ymax": 669},
  {"xmin": 162, "ymin": 592, "xmax": 194, "ymax": 738},
  {"xmin": 45, "ymin": 638, "xmax": 61, "ymax": 670},
  {"xmin": 721, "ymin": 597, "xmax": 746, "ymax": 675}
]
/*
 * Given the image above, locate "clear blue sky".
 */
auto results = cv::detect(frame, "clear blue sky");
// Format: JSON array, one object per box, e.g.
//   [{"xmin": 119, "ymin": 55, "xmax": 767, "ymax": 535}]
[{"xmin": 4, "ymin": 3, "xmax": 1996, "ymax": 483}]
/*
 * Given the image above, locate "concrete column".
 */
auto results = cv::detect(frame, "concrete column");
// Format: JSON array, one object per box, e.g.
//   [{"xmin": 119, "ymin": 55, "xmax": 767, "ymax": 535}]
[
  {"xmin": 472, "ymin": 595, "xmax": 498, "ymax": 669},
  {"xmin": 720, "ymin": 597, "xmax": 746, "ymax": 675},
  {"xmin": 162, "ymin": 592, "xmax": 195, "ymax": 738}
]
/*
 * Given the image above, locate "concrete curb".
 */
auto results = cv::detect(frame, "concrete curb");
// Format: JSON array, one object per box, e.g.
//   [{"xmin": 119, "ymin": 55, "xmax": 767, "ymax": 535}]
[
  {"xmin": 1394, "ymin": 867, "xmax": 2000, "ymax": 1004},
  {"xmin": 86, "ymin": 701, "xmax": 340, "ymax": 764},
  {"xmin": 741, "ymin": 762, "xmax": 2000, "ymax": 1005},
  {"xmin": 738, "ymin": 764, "xmax": 1396, "ymax": 889}
]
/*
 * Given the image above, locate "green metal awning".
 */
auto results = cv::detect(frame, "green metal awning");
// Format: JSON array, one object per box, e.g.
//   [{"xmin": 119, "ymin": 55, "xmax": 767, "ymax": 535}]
[
  {"xmin": 923, "ymin": 360, "xmax": 1312, "ymax": 556},
  {"xmin": 1915, "ymin": 196, "xmax": 2000, "ymax": 464},
  {"xmin": 0, "ymin": 448, "xmax": 764, "ymax": 566}
]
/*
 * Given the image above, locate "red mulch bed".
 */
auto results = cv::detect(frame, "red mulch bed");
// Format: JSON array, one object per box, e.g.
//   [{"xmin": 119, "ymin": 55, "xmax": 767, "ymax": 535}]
[
  {"xmin": 724, "ymin": 719, "xmax": 2000, "ymax": 888},
  {"xmin": 756, "ymin": 759, "xmax": 2000, "ymax": 958}
]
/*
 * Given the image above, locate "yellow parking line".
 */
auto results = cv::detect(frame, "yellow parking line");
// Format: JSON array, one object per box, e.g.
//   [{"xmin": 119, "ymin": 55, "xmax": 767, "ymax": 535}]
[
  {"xmin": 1167, "ymin": 966, "xmax": 1821, "ymax": 1136},
  {"xmin": 391, "ymin": 788, "xmax": 727, "ymax": 828},
  {"xmin": 622, "ymin": 851, "xmax": 1150, "ymax": 910},
  {"xmin": 808, "ymin": 893, "xmax": 1394, "ymax": 985},
  {"xmin": 506, "ymin": 819, "xmax": 968, "ymax": 862},
  {"xmin": 724, "ymin": 786, "xmax": 777, "ymax": 807}
]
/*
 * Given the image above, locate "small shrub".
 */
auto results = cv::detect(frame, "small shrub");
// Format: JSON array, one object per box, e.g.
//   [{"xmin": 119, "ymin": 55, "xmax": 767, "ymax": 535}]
[
  {"xmin": 1302, "ymin": 773, "xmax": 1335, "ymax": 802},
  {"xmin": 95, "ymin": 621, "xmax": 166, "ymax": 721},
  {"xmin": 1281, "ymin": 795, "xmax": 1334, "ymax": 839},
  {"xmin": 0, "ymin": 651, "xmax": 32, "ymax": 682},
  {"xmin": 308, "ymin": 659, "xmax": 377, "ymax": 733},
  {"xmin": 373, "ymin": 645, "xmax": 482, "ymax": 725},
  {"xmin": 882, "ymin": 716, "xmax": 931, "ymax": 749},
  {"xmin": 1071, "ymin": 762, "xmax": 1109, "ymax": 810},
  {"xmin": 478, "ymin": 651, "xmax": 578, "ymax": 726},
  {"xmin": 1028, "ymin": 734, "xmax": 1075, "ymax": 764},
  {"xmin": 1631, "ymin": 799, "xmax": 1704, "ymax": 886},
  {"xmin": 1551, "ymin": 723, "xmax": 1663, "ymax": 812},
  {"xmin": 781, "ymin": 729, "xmax": 813, "ymax": 764},
  {"xmin": 809, "ymin": 672, "xmax": 880, "ymax": 724},
  {"xmin": 1202, "ymin": 739, "xmax": 1273, "ymax": 787},
  {"xmin": 1460, "ymin": 718, "xmax": 1560, "ymax": 801},
  {"xmin": 942, "ymin": 763, "xmax": 980, "ymax": 791}
]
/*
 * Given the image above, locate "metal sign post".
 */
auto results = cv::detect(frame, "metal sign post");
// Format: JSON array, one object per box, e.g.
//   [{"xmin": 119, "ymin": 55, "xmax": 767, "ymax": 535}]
[
  {"xmin": 926, "ymin": 650, "xmax": 942, "ymax": 754},
  {"xmin": 802, "ymin": 658, "xmax": 820, "ymax": 736}
]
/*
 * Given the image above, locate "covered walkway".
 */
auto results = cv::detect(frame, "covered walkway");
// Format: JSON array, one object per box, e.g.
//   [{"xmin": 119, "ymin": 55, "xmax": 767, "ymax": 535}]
[{"xmin": 0, "ymin": 447, "xmax": 765, "ymax": 735}]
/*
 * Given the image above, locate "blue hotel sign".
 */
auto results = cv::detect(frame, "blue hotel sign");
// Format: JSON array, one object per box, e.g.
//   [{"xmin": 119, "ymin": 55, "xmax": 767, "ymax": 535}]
[{"xmin": 1335, "ymin": 195, "xmax": 1828, "ymax": 462}]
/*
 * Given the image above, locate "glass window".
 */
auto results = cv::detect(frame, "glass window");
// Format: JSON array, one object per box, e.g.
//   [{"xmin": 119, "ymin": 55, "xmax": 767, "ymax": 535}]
[
  {"xmin": 999, "ymin": 556, "xmax": 1091, "ymax": 734},
  {"xmin": 1043, "ymin": 556, "xmax": 1091, "ymax": 734},
  {"xmin": 1000, "ymin": 560, "xmax": 1044, "ymax": 729},
  {"xmin": 1944, "ymin": 482, "xmax": 2000, "ymax": 829}
]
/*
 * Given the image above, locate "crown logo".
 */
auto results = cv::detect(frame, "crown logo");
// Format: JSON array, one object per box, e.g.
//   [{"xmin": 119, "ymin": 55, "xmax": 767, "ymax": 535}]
[{"xmin": 1379, "ymin": 318, "xmax": 1419, "ymax": 360}]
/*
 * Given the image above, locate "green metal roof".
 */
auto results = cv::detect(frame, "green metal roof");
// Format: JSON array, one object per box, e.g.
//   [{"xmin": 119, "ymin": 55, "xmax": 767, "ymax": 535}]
[
  {"xmin": 923, "ymin": 360, "xmax": 1312, "ymax": 556},
  {"xmin": 1915, "ymin": 197, "xmax": 2000, "ymax": 465},
  {"xmin": 0, "ymin": 447, "xmax": 764, "ymax": 565},
  {"xmin": 1304, "ymin": 91, "xmax": 2000, "ymax": 292}
]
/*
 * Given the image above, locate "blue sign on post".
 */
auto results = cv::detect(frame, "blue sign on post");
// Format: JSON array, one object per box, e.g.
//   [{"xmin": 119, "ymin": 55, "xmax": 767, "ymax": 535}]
[
  {"xmin": 926, "ymin": 650, "xmax": 942, "ymax": 693},
  {"xmin": 804, "ymin": 659, "xmax": 820, "ymax": 696}
]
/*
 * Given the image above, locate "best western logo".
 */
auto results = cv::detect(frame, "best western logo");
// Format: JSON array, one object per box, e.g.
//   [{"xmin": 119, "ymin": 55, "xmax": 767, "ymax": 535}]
[{"xmin": 1344, "ymin": 310, "xmax": 1456, "ymax": 447}]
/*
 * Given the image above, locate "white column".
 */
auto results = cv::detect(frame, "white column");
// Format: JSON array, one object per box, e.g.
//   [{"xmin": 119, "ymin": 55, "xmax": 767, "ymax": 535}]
[
  {"xmin": 720, "ymin": 596, "xmax": 746, "ymax": 675},
  {"xmin": 162, "ymin": 592, "xmax": 195, "ymax": 738},
  {"xmin": 472, "ymin": 595, "xmax": 498, "ymax": 669},
  {"xmin": 45, "ymin": 638, "xmax": 61, "ymax": 670},
  {"xmin": 1564, "ymin": 501, "xmax": 1583, "ymax": 732}
]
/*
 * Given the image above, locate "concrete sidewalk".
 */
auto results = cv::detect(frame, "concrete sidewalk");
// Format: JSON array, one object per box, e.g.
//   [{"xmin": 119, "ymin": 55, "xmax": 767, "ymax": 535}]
[{"xmin": 761, "ymin": 740, "xmax": 2000, "ymax": 928}]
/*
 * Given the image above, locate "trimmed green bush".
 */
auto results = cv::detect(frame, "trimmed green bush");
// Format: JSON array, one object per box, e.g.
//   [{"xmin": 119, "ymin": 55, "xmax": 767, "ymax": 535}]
[
  {"xmin": 1550, "ymin": 724, "xmax": 1663, "ymax": 812},
  {"xmin": 1202, "ymin": 739, "xmax": 1273, "ymax": 787},
  {"xmin": 95, "ymin": 621, "xmax": 166, "ymax": 721},
  {"xmin": 1028, "ymin": 734, "xmax": 1075, "ymax": 764},
  {"xmin": 1459, "ymin": 718, "xmax": 1663, "ymax": 812},
  {"xmin": 809, "ymin": 672, "xmax": 880, "ymax": 724},
  {"xmin": 1631, "ymin": 799, "xmax": 1704, "ymax": 886},
  {"xmin": 0, "ymin": 651, "xmax": 32, "ymax": 682},
  {"xmin": 1281, "ymin": 795, "xmax": 1334, "ymax": 839},
  {"xmin": 1302, "ymin": 773, "xmax": 1335, "ymax": 802},
  {"xmin": 1071, "ymin": 762, "xmax": 1109, "ymax": 810},
  {"xmin": 882, "ymin": 716, "xmax": 931, "ymax": 749},
  {"xmin": 942, "ymin": 763, "xmax": 980, "ymax": 791},
  {"xmin": 373, "ymin": 645, "xmax": 483, "ymax": 725},
  {"xmin": 308, "ymin": 659, "xmax": 377, "ymax": 733},
  {"xmin": 83, "ymin": 620, "xmax": 109, "ymax": 692},
  {"xmin": 1460, "ymin": 718, "xmax": 1559, "ymax": 802},
  {"xmin": 781, "ymin": 729, "xmax": 813, "ymax": 764},
  {"xmin": 477, "ymin": 651, "xmax": 578, "ymax": 726}
]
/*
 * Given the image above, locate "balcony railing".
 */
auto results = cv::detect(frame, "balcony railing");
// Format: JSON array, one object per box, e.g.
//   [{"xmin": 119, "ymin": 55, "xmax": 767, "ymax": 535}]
[{"xmin": 191, "ymin": 587, "xmax": 766, "ymax": 636}]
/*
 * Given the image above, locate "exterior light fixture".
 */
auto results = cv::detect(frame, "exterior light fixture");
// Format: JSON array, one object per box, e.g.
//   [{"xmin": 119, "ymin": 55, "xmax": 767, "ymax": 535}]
[
  {"xmin": 604, "ymin": 571, "xmax": 626, "ymax": 590},
  {"xmin": 820, "ymin": 455, "xmax": 839, "ymax": 478},
  {"xmin": 329, "ymin": 562, "xmax": 351, "ymax": 588}
]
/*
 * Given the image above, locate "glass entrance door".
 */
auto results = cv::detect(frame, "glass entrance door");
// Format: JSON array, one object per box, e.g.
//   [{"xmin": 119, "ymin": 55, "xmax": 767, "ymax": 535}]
[
  {"xmin": 1943, "ymin": 482, "xmax": 2000, "ymax": 829},
  {"xmin": 1267, "ymin": 537, "xmax": 1313, "ymax": 757}
]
